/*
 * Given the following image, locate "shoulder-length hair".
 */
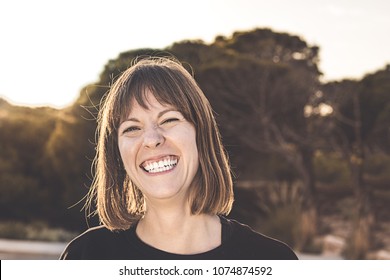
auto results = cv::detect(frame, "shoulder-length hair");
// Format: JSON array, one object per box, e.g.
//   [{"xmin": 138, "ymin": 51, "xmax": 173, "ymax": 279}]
[{"xmin": 88, "ymin": 56, "xmax": 233, "ymax": 231}]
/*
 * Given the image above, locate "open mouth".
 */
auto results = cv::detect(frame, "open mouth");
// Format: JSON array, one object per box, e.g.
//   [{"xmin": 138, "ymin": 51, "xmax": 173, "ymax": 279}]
[{"xmin": 140, "ymin": 155, "xmax": 179, "ymax": 174}]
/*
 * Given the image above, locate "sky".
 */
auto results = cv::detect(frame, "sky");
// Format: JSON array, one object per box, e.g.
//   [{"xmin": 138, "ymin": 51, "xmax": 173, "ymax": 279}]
[{"xmin": 0, "ymin": 0, "xmax": 389, "ymax": 108}]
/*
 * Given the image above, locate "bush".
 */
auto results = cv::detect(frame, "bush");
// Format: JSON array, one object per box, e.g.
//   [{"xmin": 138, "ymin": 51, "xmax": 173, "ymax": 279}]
[
  {"xmin": 314, "ymin": 152, "xmax": 350, "ymax": 186},
  {"xmin": 247, "ymin": 181, "xmax": 306, "ymax": 249}
]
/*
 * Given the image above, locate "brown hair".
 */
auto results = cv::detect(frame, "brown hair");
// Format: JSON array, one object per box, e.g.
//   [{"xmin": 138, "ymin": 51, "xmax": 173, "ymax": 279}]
[{"xmin": 88, "ymin": 57, "xmax": 233, "ymax": 230}]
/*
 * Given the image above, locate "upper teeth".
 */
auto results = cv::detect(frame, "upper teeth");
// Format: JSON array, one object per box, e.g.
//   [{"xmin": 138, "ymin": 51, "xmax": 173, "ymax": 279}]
[{"xmin": 143, "ymin": 157, "xmax": 178, "ymax": 173}]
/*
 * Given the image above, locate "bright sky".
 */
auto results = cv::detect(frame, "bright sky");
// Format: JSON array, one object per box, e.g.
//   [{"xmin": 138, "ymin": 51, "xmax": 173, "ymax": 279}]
[{"xmin": 0, "ymin": 0, "xmax": 389, "ymax": 108}]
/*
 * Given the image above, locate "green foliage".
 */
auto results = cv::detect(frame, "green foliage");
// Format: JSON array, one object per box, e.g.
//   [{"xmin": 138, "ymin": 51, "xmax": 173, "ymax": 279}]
[
  {"xmin": 0, "ymin": 102, "xmax": 58, "ymax": 220},
  {"xmin": 261, "ymin": 203, "xmax": 302, "ymax": 247},
  {"xmin": 233, "ymin": 182, "xmax": 305, "ymax": 248},
  {"xmin": 42, "ymin": 111, "xmax": 96, "ymax": 229},
  {"xmin": 365, "ymin": 153, "xmax": 390, "ymax": 190},
  {"xmin": 362, "ymin": 66, "xmax": 390, "ymax": 152},
  {"xmin": 322, "ymin": 65, "xmax": 390, "ymax": 149},
  {"xmin": 314, "ymin": 152, "xmax": 350, "ymax": 186}
]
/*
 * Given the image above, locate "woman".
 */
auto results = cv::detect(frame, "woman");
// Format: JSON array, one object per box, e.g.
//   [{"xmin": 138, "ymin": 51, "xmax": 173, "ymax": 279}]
[{"xmin": 60, "ymin": 57, "xmax": 298, "ymax": 260}]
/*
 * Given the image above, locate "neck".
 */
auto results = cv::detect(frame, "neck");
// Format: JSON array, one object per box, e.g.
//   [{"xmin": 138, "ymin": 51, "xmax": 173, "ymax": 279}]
[{"xmin": 136, "ymin": 207, "xmax": 221, "ymax": 254}]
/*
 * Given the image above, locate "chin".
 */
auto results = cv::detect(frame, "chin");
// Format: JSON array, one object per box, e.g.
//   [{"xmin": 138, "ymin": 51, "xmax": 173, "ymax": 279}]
[{"xmin": 143, "ymin": 185, "xmax": 187, "ymax": 201}]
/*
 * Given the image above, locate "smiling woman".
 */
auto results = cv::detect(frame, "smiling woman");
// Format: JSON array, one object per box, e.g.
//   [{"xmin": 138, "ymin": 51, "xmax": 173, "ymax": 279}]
[
  {"xmin": 59, "ymin": 57, "xmax": 298, "ymax": 260},
  {"xmin": 117, "ymin": 93, "xmax": 199, "ymax": 203}
]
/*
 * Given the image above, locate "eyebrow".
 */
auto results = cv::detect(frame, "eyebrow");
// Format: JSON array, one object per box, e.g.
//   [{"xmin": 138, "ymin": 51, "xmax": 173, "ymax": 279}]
[{"xmin": 120, "ymin": 109, "xmax": 178, "ymax": 124}]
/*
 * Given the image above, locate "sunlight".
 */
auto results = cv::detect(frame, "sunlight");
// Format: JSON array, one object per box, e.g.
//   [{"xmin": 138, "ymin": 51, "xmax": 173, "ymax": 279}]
[
  {"xmin": 304, "ymin": 103, "xmax": 333, "ymax": 117},
  {"xmin": 319, "ymin": 103, "xmax": 333, "ymax": 116}
]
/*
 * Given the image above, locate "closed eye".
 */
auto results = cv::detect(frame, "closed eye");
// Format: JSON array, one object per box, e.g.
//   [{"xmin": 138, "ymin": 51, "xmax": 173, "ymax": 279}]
[
  {"xmin": 161, "ymin": 118, "xmax": 179, "ymax": 125},
  {"xmin": 122, "ymin": 126, "xmax": 140, "ymax": 134}
]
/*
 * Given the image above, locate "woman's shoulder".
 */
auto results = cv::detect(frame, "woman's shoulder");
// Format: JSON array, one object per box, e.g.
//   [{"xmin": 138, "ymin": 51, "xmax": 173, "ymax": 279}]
[
  {"xmin": 220, "ymin": 216, "xmax": 298, "ymax": 260},
  {"xmin": 60, "ymin": 225, "xmax": 130, "ymax": 259}
]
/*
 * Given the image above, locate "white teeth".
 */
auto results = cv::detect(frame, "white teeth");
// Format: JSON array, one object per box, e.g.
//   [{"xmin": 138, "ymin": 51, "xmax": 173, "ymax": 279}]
[{"xmin": 142, "ymin": 157, "xmax": 178, "ymax": 173}]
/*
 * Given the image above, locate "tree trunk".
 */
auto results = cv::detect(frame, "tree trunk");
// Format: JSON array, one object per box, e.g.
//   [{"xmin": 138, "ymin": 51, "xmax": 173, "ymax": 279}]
[
  {"xmin": 295, "ymin": 147, "xmax": 318, "ymax": 250},
  {"xmin": 345, "ymin": 156, "xmax": 374, "ymax": 259},
  {"xmin": 345, "ymin": 92, "xmax": 374, "ymax": 259}
]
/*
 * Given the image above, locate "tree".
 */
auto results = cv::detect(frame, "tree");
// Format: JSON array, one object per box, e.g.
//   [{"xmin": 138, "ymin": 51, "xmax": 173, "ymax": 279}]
[
  {"xmin": 321, "ymin": 65, "xmax": 390, "ymax": 258},
  {"xmin": 183, "ymin": 29, "xmax": 322, "ymax": 249},
  {"xmin": 0, "ymin": 100, "xmax": 58, "ymax": 221},
  {"xmin": 42, "ymin": 109, "xmax": 96, "ymax": 229}
]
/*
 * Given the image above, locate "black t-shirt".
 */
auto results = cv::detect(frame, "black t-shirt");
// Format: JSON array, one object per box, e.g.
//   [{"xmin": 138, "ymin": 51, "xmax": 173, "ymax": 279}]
[{"xmin": 60, "ymin": 216, "xmax": 298, "ymax": 260}]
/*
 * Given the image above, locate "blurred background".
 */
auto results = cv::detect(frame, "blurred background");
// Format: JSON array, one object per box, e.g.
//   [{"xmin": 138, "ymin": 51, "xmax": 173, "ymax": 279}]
[{"xmin": 0, "ymin": 0, "xmax": 389, "ymax": 260}]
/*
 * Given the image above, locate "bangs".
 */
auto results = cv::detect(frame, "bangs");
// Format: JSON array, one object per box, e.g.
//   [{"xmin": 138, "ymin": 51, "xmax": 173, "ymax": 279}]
[{"xmin": 114, "ymin": 63, "xmax": 196, "ymax": 128}]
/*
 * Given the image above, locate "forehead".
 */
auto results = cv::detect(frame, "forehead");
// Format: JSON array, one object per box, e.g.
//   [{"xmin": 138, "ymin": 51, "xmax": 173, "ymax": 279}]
[
  {"xmin": 120, "ymin": 89, "xmax": 178, "ymax": 120},
  {"xmin": 128, "ymin": 93, "xmax": 176, "ymax": 115}
]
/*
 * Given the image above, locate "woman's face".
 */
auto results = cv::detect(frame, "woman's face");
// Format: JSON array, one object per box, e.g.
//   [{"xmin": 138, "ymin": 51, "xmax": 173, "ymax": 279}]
[{"xmin": 118, "ymin": 90, "xmax": 199, "ymax": 205}]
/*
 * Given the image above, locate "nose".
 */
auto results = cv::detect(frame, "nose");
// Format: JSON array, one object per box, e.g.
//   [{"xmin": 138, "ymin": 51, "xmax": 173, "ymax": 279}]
[{"xmin": 143, "ymin": 126, "xmax": 164, "ymax": 148}]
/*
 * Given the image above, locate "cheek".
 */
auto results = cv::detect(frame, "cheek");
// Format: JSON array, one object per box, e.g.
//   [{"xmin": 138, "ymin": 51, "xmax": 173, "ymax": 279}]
[
  {"xmin": 182, "ymin": 129, "xmax": 198, "ymax": 162},
  {"xmin": 118, "ymin": 139, "xmax": 138, "ymax": 169},
  {"xmin": 190, "ymin": 137, "xmax": 199, "ymax": 160}
]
